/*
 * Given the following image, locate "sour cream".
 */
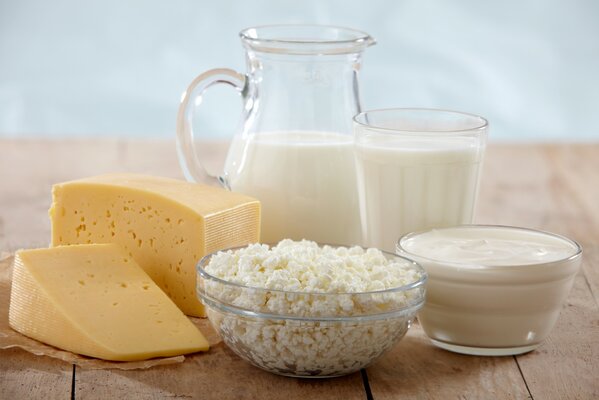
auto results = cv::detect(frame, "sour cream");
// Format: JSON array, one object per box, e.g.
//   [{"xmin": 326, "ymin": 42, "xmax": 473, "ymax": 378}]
[{"xmin": 397, "ymin": 225, "xmax": 582, "ymax": 356}]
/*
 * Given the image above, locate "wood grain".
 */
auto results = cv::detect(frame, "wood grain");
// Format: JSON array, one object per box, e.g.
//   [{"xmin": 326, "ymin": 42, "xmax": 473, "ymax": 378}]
[
  {"xmin": 366, "ymin": 322, "xmax": 531, "ymax": 399},
  {"xmin": 75, "ymin": 343, "xmax": 365, "ymax": 400},
  {"xmin": 0, "ymin": 348, "xmax": 73, "ymax": 400},
  {"xmin": 476, "ymin": 144, "xmax": 599, "ymax": 244},
  {"xmin": 583, "ymin": 247, "xmax": 599, "ymax": 307},
  {"xmin": 0, "ymin": 139, "xmax": 598, "ymax": 400}
]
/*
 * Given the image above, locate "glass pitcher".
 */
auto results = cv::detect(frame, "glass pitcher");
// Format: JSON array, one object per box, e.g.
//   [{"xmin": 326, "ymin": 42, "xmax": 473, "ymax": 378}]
[{"xmin": 176, "ymin": 25, "xmax": 375, "ymax": 245}]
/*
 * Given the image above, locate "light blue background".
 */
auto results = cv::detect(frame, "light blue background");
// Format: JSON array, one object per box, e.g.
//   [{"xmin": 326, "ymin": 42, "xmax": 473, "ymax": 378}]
[{"xmin": 1, "ymin": 0, "xmax": 598, "ymax": 141}]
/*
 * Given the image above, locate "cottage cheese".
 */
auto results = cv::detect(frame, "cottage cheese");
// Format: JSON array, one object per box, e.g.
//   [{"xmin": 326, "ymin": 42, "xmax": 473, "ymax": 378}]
[{"xmin": 201, "ymin": 240, "xmax": 425, "ymax": 377}]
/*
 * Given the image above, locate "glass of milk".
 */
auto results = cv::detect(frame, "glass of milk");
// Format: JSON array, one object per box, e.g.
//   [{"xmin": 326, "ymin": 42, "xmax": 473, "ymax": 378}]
[
  {"xmin": 353, "ymin": 108, "xmax": 488, "ymax": 252},
  {"xmin": 397, "ymin": 225, "xmax": 583, "ymax": 356}
]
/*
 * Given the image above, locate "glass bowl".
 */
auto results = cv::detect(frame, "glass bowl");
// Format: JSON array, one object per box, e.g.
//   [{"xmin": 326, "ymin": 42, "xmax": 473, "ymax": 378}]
[
  {"xmin": 396, "ymin": 225, "xmax": 583, "ymax": 356},
  {"xmin": 196, "ymin": 243, "xmax": 427, "ymax": 378}
]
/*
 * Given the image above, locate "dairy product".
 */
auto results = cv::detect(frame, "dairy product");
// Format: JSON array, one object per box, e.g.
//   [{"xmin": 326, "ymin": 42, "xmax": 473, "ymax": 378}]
[
  {"xmin": 397, "ymin": 225, "xmax": 582, "ymax": 355},
  {"xmin": 199, "ymin": 240, "xmax": 425, "ymax": 376},
  {"xmin": 9, "ymin": 244, "xmax": 209, "ymax": 361},
  {"xmin": 49, "ymin": 173, "xmax": 260, "ymax": 317},
  {"xmin": 355, "ymin": 137, "xmax": 484, "ymax": 252},
  {"xmin": 224, "ymin": 132, "xmax": 361, "ymax": 245},
  {"xmin": 204, "ymin": 240, "xmax": 423, "ymax": 310},
  {"xmin": 401, "ymin": 226, "xmax": 577, "ymax": 266}
]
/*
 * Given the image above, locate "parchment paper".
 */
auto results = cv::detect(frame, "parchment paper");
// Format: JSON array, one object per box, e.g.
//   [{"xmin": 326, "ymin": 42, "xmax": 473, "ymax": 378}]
[{"xmin": 0, "ymin": 253, "xmax": 221, "ymax": 370}]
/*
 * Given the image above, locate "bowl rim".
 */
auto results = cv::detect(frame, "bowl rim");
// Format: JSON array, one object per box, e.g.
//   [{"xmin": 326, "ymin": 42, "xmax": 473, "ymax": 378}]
[
  {"xmin": 196, "ymin": 242, "xmax": 427, "ymax": 321},
  {"xmin": 197, "ymin": 242, "xmax": 428, "ymax": 296},
  {"xmin": 396, "ymin": 224, "xmax": 583, "ymax": 269}
]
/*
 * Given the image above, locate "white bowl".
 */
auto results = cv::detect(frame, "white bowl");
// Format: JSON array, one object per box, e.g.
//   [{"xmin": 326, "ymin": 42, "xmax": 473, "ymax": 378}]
[{"xmin": 397, "ymin": 225, "xmax": 582, "ymax": 356}]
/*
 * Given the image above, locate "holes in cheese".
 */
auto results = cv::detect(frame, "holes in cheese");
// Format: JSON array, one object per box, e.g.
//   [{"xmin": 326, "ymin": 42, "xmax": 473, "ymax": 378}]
[
  {"xmin": 48, "ymin": 173, "xmax": 261, "ymax": 316},
  {"xmin": 9, "ymin": 244, "xmax": 209, "ymax": 361}
]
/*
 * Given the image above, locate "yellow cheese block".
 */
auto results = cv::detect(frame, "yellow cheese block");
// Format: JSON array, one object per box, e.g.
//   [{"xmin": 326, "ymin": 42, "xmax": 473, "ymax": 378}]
[
  {"xmin": 49, "ymin": 173, "xmax": 260, "ymax": 316},
  {"xmin": 9, "ymin": 244, "xmax": 209, "ymax": 361}
]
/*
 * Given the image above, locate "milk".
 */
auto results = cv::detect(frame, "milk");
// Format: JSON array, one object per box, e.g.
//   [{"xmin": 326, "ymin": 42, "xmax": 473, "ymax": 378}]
[
  {"xmin": 224, "ymin": 131, "xmax": 361, "ymax": 245},
  {"xmin": 397, "ymin": 226, "xmax": 582, "ymax": 355},
  {"xmin": 355, "ymin": 137, "xmax": 484, "ymax": 252}
]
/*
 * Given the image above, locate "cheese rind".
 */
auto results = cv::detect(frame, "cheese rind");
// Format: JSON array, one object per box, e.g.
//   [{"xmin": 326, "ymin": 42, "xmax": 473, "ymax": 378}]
[
  {"xmin": 49, "ymin": 173, "xmax": 261, "ymax": 316},
  {"xmin": 9, "ymin": 244, "xmax": 209, "ymax": 361}
]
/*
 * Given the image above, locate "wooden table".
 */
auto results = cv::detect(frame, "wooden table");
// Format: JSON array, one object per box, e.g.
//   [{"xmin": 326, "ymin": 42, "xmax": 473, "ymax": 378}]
[{"xmin": 0, "ymin": 139, "xmax": 597, "ymax": 399}]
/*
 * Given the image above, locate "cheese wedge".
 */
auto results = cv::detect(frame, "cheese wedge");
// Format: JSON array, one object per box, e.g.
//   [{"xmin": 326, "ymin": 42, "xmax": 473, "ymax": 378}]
[
  {"xmin": 9, "ymin": 244, "xmax": 209, "ymax": 361},
  {"xmin": 49, "ymin": 173, "xmax": 260, "ymax": 316}
]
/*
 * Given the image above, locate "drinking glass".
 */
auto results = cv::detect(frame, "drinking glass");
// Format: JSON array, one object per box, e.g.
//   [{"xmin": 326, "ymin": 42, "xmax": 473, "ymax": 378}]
[{"xmin": 353, "ymin": 108, "xmax": 488, "ymax": 252}]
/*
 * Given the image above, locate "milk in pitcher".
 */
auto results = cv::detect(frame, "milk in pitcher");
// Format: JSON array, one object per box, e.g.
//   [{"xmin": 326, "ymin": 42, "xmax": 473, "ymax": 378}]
[{"xmin": 225, "ymin": 131, "xmax": 361, "ymax": 244}]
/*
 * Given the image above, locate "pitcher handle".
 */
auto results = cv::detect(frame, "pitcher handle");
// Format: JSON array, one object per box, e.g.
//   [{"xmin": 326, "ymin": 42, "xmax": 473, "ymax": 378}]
[{"xmin": 176, "ymin": 68, "xmax": 247, "ymax": 185}]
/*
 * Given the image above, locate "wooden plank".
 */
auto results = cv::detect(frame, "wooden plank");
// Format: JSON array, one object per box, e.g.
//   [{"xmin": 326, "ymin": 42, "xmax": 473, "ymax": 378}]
[
  {"xmin": 75, "ymin": 343, "xmax": 366, "ymax": 400},
  {"xmin": 477, "ymin": 144, "xmax": 598, "ymax": 242},
  {"xmin": 477, "ymin": 144, "xmax": 552, "ymax": 228},
  {"xmin": 365, "ymin": 322, "xmax": 531, "ymax": 399},
  {"xmin": 1, "ymin": 139, "xmax": 598, "ymax": 400},
  {"xmin": 582, "ymin": 248, "xmax": 599, "ymax": 308},
  {"xmin": 118, "ymin": 138, "xmax": 229, "ymax": 180},
  {"xmin": 545, "ymin": 145, "xmax": 599, "ymax": 305},
  {"xmin": 0, "ymin": 138, "xmax": 122, "ymax": 252},
  {"xmin": 0, "ymin": 348, "xmax": 73, "ymax": 400},
  {"xmin": 515, "ymin": 247, "xmax": 599, "ymax": 400},
  {"xmin": 541, "ymin": 144, "xmax": 599, "ymax": 243}
]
